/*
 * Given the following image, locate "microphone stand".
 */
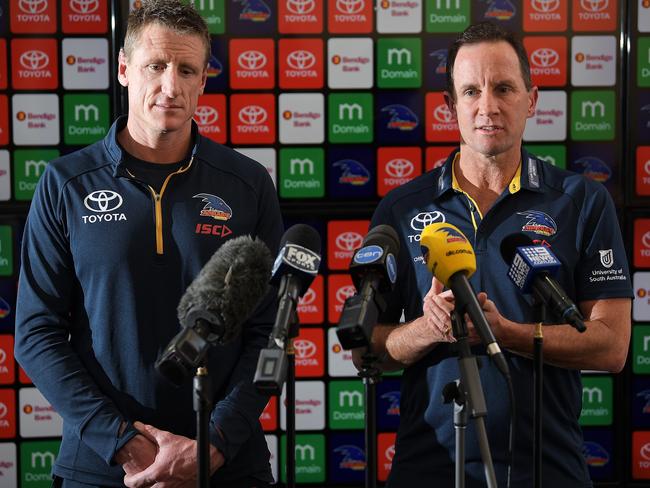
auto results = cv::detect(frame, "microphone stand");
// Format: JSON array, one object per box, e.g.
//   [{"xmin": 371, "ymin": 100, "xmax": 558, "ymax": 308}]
[
  {"xmin": 194, "ymin": 364, "xmax": 211, "ymax": 488},
  {"xmin": 532, "ymin": 302, "xmax": 547, "ymax": 488},
  {"xmin": 442, "ymin": 311, "xmax": 497, "ymax": 488},
  {"xmin": 358, "ymin": 349, "xmax": 381, "ymax": 488},
  {"xmin": 286, "ymin": 312, "xmax": 299, "ymax": 488}
]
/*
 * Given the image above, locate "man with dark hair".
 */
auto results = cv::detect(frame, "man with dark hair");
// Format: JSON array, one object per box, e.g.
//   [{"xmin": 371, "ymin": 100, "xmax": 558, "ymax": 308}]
[
  {"xmin": 14, "ymin": 1, "xmax": 281, "ymax": 487},
  {"xmin": 355, "ymin": 21, "xmax": 632, "ymax": 487}
]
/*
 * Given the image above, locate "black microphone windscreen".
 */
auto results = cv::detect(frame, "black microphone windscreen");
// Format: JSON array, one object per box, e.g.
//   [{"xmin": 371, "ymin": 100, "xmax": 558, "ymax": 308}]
[
  {"xmin": 500, "ymin": 233, "xmax": 534, "ymax": 266},
  {"xmin": 364, "ymin": 224, "xmax": 400, "ymax": 255},
  {"xmin": 280, "ymin": 223, "xmax": 321, "ymax": 254},
  {"xmin": 177, "ymin": 235, "xmax": 273, "ymax": 343}
]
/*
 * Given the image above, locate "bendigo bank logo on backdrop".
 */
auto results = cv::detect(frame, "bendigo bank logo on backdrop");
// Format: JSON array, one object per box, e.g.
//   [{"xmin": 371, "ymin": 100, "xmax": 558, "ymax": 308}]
[
  {"xmin": 279, "ymin": 38, "xmax": 324, "ymax": 88},
  {"xmin": 230, "ymin": 94, "xmax": 275, "ymax": 144},
  {"xmin": 11, "ymin": 39, "xmax": 58, "ymax": 90}
]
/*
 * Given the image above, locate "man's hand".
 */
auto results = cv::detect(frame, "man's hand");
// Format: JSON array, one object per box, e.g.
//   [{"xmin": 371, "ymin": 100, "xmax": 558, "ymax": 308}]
[
  {"xmin": 123, "ymin": 422, "xmax": 225, "ymax": 488},
  {"xmin": 422, "ymin": 277, "xmax": 458, "ymax": 343},
  {"xmin": 115, "ymin": 434, "xmax": 158, "ymax": 476}
]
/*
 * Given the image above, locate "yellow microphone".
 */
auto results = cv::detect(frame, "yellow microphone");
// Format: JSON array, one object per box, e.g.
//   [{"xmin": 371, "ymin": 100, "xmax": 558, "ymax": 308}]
[
  {"xmin": 419, "ymin": 222, "xmax": 476, "ymax": 286},
  {"xmin": 419, "ymin": 222, "xmax": 510, "ymax": 377}
]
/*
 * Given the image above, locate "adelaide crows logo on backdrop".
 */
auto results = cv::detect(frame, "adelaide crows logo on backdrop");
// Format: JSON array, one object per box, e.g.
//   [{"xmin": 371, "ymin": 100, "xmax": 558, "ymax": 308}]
[
  {"xmin": 193, "ymin": 193, "xmax": 233, "ymax": 221},
  {"xmin": 381, "ymin": 104, "xmax": 418, "ymax": 131},
  {"xmin": 238, "ymin": 0, "xmax": 271, "ymax": 21},
  {"xmin": 333, "ymin": 159, "xmax": 370, "ymax": 185},
  {"xmin": 518, "ymin": 210, "xmax": 557, "ymax": 236}
]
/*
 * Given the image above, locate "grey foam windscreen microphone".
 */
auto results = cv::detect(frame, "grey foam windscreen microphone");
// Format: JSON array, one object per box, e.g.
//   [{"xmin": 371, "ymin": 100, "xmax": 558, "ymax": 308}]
[{"xmin": 158, "ymin": 235, "xmax": 273, "ymax": 386}]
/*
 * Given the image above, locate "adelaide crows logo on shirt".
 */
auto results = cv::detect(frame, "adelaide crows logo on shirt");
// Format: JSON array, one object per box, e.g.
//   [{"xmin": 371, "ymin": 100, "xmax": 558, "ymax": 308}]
[
  {"xmin": 517, "ymin": 210, "xmax": 557, "ymax": 237},
  {"xmin": 193, "ymin": 193, "xmax": 233, "ymax": 221}
]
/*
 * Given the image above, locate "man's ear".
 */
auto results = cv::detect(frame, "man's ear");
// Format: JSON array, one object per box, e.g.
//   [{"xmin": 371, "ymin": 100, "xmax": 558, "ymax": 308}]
[
  {"xmin": 443, "ymin": 91, "xmax": 457, "ymax": 121},
  {"xmin": 117, "ymin": 48, "xmax": 129, "ymax": 88},
  {"xmin": 527, "ymin": 85, "xmax": 539, "ymax": 119}
]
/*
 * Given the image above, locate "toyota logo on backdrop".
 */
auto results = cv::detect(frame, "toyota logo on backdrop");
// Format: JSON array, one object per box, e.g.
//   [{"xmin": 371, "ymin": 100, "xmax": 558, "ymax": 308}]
[
  {"xmin": 531, "ymin": 0, "xmax": 560, "ymax": 12},
  {"xmin": 70, "ymin": 0, "xmax": 99, "ymax": 13},
  {"xmin": 287, "ymin": 0, "xmax": 315, "ymax": 14},
  {"xmin": 20, "ymin": 51, "xmax": 49, "ymax": 70},
  {"xmin": 642, "ymin": 232, "xmax": 650, "ymax": 249},
  {"xmin": 0, "ymin": 349, "xmax": 6, "ymax": 365},
  {"xmin": 84, "ymin": 190, "xmax": 124, "ymax": 213},
  {"xmin": 336, "ymin": 232, "xmax": 363, "ymax": 251},
  {"xmin": 410, "ymin": 211, "xmax": 445, "ymax": 231},
  {"xmin": 385, "ymin": 445, "xmax": 395, "ymax": 462},
  {"xmin": 194, "ymin": 106, "xmax": 219, "ymax": 126},
  {"xmin": 0, "ymin": 403, "xmax": 7, "ymax": 419},
  {"xmin": 641, "ymin": 442, "xmax": 650, "ymax": 461},
  {"xmin": 531, "ymin": 48, "xmax": 559, "ymax": 67},
  {"xmin": 287, "ymin": 50, "xmax": 316, "ymax": 70},
  {"xmin": 19, "ymin": 0, "xmax": 48, "ymax": 14},
  {"xmin": 239, "ymin": 106, "xmax": 268, "ymax": 125},
  {"xmin": 299, "ymin": 288, "xmax": 316, "ymax": 305},
  {"xmin": 238, "ymin": 50, "xmax": 267, "ymax": 70},
  {"xmin": 336, "ymin": 285, "xmax": 356, "ymax": 304},
  {"xmin": 386, "ymin": 159, "xmax": 414, "ymax": 178},
  {"xmin": 434, "ymin": 104, "xmax": 454, "ymax": 123},
  {"xmin": 644, "ymin": 159, "xmax": 650, "ymax": 176},
  {"xmin": 336, "ymin": 0, "xmax": 364, "ymax": 14},
  {"xmin": 580, "ymin": 0, "xmax": 608, "ymax": 12},
  {"xmin": 294, "ymin": 339, "xmax": 317, "ymax": 358}
]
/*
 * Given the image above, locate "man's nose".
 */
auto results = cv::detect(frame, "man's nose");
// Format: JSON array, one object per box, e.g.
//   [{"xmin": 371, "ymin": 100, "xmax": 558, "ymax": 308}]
[
  {"xmin": 161, "ymin": 69, "xmax": 180, "ymax": 98},
  {"xmin": 478, "ymin": 90, "xmax": 499, "ymax": 117}
]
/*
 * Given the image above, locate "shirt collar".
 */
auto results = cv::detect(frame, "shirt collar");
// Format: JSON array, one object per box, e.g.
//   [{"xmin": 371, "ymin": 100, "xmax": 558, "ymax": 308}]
[
  {"xmin": 103, "ymin": 115, "xmax": 201, "ymax": 176},
  {"xmin": 433, "ymin": 146, "xmax": 543, "ymax": 199}
]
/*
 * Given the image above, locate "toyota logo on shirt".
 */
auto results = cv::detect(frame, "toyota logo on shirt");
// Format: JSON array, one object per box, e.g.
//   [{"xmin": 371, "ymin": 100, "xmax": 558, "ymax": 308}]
[
  {"xmin": 239, "ymin": 105, "xmax": 268, "ymax": 125},
  {"xmin": 410, "ymin": 211, "xmax": 445, "ymax": 231},
  {"xmin": 287, "ymin": 0, "xmax": 315, "ymax": 14},
  {"xmin": 194, "ymin": 106, "xmax": 219, "ymax": 126},
  {"xmin": 531, "ymin": 0, "xmax": 560, "ymax": 12},
  {"xmin": 238, "ymin": 50, "xmax": 267, "ymax": 70},
  {"xmin": 84, "ymin": 190, "xmax": 123, "ymax": 212},
  {"xmin": 287, "ymin": 50, "xmax": 316, "ymax": 70},
  {"xmin": 20, "ymin": 51, "xmax": 49, "ymax": 71},
  {"xmin": 336, "ymin": 231, "xmax": 363, "ymax": 251},
  {"xmin": 19, "ymin": 0, "xmax": 48, "ymax": 14},
  {"xmin": 386, "ymin": 159, "xmax": 414, "ymax": 178},
  {"xmin": 531, "ymin": 48, "xmax": 559, "ymax": 67}
]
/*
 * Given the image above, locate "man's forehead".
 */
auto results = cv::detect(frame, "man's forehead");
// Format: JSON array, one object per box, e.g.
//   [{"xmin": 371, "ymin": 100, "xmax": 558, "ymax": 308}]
[{"xmin": 453, "ymin": 41, "xmax": 523, "ymax": 81}]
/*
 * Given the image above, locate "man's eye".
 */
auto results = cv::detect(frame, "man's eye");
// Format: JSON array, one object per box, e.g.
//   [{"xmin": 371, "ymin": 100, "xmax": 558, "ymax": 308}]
[
  {"xmin": 464, "ymin": 89, "xmax": 476, "ymax": 97},
  {"xmin": 148, "ymin": 64, "xmax": 163, "ymax": 72}
]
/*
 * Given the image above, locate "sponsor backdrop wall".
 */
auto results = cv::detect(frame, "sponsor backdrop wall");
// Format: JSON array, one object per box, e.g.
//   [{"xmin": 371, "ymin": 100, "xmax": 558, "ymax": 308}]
[{"xmin": 0, "ymin": 0, "xmax": 647, "ymax": 486}]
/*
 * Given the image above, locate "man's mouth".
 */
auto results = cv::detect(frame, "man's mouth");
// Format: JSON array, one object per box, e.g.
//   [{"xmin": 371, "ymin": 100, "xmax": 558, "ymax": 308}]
[{"xmin": 476, "ymin": 125, "xmax": 503, "ymax": 133}]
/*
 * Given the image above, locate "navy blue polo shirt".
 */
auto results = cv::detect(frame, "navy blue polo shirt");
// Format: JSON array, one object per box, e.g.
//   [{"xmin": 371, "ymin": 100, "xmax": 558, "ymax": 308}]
[{"xmin": 372, "ymin": 148, "xmax": 632, "ymax": 487}]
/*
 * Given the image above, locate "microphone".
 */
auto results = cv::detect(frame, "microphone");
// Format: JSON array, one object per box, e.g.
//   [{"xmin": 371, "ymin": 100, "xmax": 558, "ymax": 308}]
[
  {"xmin": 254, "ymin": 224, "xmax": 321, "ymax": 395},
  {"xmin": 420, "ymin": 222, "xmax": 510, "ymax": 377},
  {"xmin": 156, "ymin": 235, "xmax": 273, "ymax": 387},
  {"xmin": 500, "ymin": 234, "xmax": 586, "ymax": 332},
  {"xmin": 336, "ymin": 224, "xmax": 400, "ymax": 350}
]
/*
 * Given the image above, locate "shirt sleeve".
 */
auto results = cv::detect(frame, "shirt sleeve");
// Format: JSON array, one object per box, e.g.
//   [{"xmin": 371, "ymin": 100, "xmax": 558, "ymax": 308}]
[
  {"xmin": 14, "ymin": 166, "xmax": 138, "ymax": 465},
  {"xmin": 209, "ymin": 167, "xmax": 283, "ymax": 463},
  {"xmin": 574, "ymin": 182, "xmax": 633, "ymax": 302}
]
